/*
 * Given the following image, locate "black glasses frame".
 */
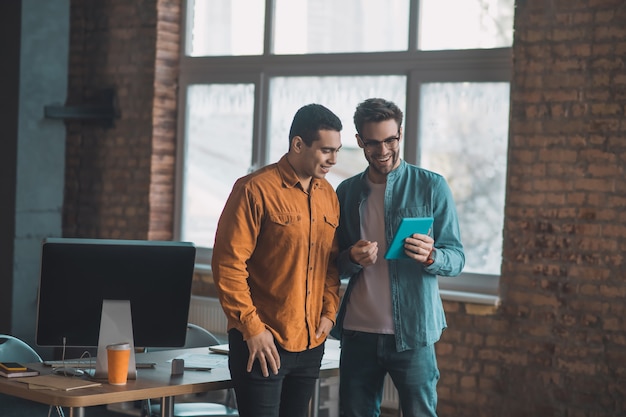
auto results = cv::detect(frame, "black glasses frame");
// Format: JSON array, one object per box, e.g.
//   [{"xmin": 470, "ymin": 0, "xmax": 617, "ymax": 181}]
[{"xmin": 359, "ymin": 132, "xmax": 401, "ymax": 150}]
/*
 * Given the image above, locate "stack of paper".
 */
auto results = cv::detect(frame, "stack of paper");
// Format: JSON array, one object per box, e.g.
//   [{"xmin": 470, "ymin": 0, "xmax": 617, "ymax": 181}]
[{"xmin": 13, "ymin": 375, "xmax": 102, "ymax": 391}]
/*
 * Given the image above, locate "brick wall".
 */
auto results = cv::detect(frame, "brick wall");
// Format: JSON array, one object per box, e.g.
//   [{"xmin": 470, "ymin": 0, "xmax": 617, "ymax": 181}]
[
  {"xmin": 436, "ymin": 1, "xmax": 626, "ymax": 416},
  {"xmin": 63, "ymin": 0, "xmax": 179, "ymax": 240},
  {"xmin": 62, "ymin": 0, "xmax": 626, "ymax": 415}
]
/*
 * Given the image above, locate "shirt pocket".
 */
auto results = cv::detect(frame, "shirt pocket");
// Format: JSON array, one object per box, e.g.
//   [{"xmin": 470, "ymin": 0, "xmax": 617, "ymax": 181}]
[
  {"xmin": 392, "ymin": 206, "xmax": 431, "ymax": 230},
  {"xmin": 321, "ymin": 214, "xmax": 339, "ymax": 246},
  {"xmin": 266, "ymin": 212, "xmax": 303, "ymax": 244},
  {"xmin": 269, "ymin": 212, "xmax": 302, "ymax": 226},
  {"xmin": 323, "ymin": 214, "xmax": 338, "ymax": 229},
  {"xmin": 394, "ymin": 206, "xmax": 430, "ymax": 219}
]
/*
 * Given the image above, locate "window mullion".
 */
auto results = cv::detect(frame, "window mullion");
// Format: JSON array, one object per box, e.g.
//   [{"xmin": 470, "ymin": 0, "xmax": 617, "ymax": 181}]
[
  {"xmin": 253, "ymin": 72, "xmax": 271, "ymax": 169},
  {"xmin": 179, "ymin": 48, "xmax": 511, "ymax": 82},
  {"xmin": 264, "ymin": 0, "xmax": 275, "ymax": 56},
  {"xmin": 408, "ymin": 0, "xmax": 419, "ymax": 52},
  {"xmin": 404, "ymin": 71, "xmax": 420, "ymax": 165}
]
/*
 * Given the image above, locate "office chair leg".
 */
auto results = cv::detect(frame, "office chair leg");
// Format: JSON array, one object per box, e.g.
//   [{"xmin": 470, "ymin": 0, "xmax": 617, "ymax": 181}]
[
  {"xmin": 48, "ymin": 405, "xmax": 65, "ymax": 417},
  {"xmin": 141, "ymin": 399, "xmax": 152, "ymax": 417}
]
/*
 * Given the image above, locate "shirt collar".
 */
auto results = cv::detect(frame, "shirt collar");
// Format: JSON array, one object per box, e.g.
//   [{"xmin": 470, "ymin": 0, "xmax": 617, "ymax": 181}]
[
  {"xmin": 277, "ymin": 154, "xmax": 303, "ymax": 189},
  {"xmin": 277, "ymin": 154, "xmax": 328, "ymax": 192}
]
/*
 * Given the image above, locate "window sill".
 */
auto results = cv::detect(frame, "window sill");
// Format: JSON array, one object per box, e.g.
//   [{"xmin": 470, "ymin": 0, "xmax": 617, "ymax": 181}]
[
  {"xmin": 438, "ymin": 272, "xmax": 499, "ymax": 305},
  {"xmin": 194, "ymin": 265, "xmax": 500, "ymax": 306},
  {"xmin": 439, "ymin": 289, "xmax": 499, "ymax": 305},
  {"xmin": 194, "ymin": 263, "xmax": 212, "ymax": 274}
]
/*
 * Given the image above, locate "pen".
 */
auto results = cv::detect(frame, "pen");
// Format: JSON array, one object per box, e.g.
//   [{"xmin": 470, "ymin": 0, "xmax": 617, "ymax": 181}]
[{"xmin": 184, "ymin": 367, "xmax": 212, "ymax": 371}]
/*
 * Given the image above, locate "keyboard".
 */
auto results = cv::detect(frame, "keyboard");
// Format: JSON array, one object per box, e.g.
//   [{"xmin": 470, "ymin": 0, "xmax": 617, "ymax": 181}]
[{"xmin": 43, "ymin": 359, "xmax": 156, "ymax": 369}]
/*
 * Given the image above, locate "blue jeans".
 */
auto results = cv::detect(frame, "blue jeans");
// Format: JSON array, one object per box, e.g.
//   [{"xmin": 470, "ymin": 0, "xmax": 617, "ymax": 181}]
[
  {"xmin": 228, "ymin": 329, "xmax": 324, "ymax": 417},
  {"xmin": 339, "ymin": 330, "xmax": 440, "ymax": 417}
]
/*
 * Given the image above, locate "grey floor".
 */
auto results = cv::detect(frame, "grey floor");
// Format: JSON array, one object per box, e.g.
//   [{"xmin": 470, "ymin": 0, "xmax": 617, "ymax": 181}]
[{"xmin": 0, "ymin": 394, "xmax": 130, "ymax": 417}]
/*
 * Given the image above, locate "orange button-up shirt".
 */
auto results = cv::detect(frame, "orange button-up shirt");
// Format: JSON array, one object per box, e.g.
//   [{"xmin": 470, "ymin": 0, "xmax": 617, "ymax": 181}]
[{"xmin": 211, "ymin": 155, "xmax": 341, "ymax": 352}]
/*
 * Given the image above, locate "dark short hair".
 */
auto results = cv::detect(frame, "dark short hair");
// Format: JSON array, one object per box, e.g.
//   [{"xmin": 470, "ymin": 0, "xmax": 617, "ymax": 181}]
[
  {"xmin": 289, "ymin": 103, "xmax": 343, "ymax": 147},
  {"xmin": 353, "ymin": 98, "xmax": 403, "ymax": 136}
]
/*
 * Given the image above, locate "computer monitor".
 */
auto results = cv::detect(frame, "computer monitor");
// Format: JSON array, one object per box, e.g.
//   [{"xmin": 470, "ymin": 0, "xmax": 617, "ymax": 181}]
[{"xmin": 36, "ymin": 238, "xmax": 196, "ymax": 351}]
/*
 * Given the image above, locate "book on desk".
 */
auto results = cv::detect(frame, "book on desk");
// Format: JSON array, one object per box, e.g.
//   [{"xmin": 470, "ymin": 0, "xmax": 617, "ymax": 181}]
[{"xmin": 0, "ymin": 367, "xmax": 40, "ymax": 378}]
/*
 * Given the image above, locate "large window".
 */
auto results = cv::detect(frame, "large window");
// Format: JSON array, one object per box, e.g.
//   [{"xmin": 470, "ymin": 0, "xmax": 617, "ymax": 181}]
[{"xmin": 176, "ymin": 0, "xmax": 514, "ymax": 302}]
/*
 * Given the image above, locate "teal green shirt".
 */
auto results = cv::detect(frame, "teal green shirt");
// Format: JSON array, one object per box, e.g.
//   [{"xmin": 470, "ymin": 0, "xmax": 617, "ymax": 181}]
[{"xmin": 331, "ymin": 160, "xmax": 465, "ymax": 351}]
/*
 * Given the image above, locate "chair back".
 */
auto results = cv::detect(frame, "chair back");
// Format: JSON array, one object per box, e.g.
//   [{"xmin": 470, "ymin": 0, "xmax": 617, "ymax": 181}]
[
  {"xmin": 184, "ymin": 323, "xmax": 221, "ymax": 348},
  {"xmin": 148, "ymin": 323, "xmax": 222, "ymax": 352},
  {"xmin": 0, "ymin": 335, "xmax": 43, "ymax": 363}
]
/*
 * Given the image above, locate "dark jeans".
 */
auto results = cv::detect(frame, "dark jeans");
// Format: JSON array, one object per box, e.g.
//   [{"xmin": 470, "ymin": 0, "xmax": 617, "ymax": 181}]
[
  {"xmin": 340, "ymin": 330, "xmax": 439, "ymax": 417},
  {"xmin": 228, "ymin": 329, "xmax": 324, "ymax": 417}
]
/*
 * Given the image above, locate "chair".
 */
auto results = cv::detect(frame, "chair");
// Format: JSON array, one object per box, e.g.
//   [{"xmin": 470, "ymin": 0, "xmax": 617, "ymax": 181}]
[
  {"xmin": 0, "ymin": 334, "xmax": 65, "ymax": 417},
  {"xmin": 0, "ymin": 334, "xmax": 43, "ymax": 363},
  {"xmin": 144, "ymin": 323, "xmax": 238, "ymax": 417}
]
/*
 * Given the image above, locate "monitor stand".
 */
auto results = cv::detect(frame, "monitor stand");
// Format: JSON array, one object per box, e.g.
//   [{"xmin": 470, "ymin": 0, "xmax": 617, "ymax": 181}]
[{"xmin": 93, "ymin": 299, "xmax": 137, "ymax": 380}]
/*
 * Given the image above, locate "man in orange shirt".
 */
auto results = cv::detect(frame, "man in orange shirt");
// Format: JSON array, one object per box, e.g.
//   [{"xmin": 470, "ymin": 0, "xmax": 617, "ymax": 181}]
[{"xmin": 212, "ymin": 104, "xmax": 343, "ymax": 417}]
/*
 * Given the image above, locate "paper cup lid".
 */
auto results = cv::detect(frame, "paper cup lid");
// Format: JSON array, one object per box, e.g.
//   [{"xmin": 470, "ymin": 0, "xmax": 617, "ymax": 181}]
[{"xmin": 106, "ymin": 342, "xmax": 131, "ymax": 350}]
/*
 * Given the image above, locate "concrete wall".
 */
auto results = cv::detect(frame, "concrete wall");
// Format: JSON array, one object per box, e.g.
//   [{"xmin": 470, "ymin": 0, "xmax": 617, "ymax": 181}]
[{"xmin": 0, "ymin": 0, "xmax": 69, "ymax": 352}]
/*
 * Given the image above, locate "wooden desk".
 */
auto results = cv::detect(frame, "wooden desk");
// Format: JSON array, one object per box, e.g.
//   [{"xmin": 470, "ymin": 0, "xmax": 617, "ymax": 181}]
[
  {"xmin": 0, "ymin": 347, "xmax": 234, "ymax": 417},
  {"xmin": 0, "ymin": 342, "xmax": 340, "ymax": 417}
]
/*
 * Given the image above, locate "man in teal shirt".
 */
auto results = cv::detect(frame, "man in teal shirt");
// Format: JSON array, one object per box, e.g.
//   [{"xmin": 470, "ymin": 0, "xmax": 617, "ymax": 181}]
[{"xmin": 331, "ymin": 98, "xmax": 465, "ymax": 417}]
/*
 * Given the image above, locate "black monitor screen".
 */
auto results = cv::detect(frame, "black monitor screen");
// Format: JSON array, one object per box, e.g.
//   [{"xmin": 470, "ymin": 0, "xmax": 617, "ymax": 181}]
[{"xmin": 36, "ymin": 238, "xmax": 196, "ymax": 349}]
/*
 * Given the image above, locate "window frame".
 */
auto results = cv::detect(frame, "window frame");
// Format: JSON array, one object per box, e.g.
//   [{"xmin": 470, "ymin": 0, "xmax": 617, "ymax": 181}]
[{"xmin": 174, "ymin": 0, "xmax": 510, "ymax": 304}]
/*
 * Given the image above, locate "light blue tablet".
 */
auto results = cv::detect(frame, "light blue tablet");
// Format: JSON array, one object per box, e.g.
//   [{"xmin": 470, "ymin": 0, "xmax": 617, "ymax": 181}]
[{"xmin": 384, "ymin": 217, "xmax": 434, "ymax": 260}]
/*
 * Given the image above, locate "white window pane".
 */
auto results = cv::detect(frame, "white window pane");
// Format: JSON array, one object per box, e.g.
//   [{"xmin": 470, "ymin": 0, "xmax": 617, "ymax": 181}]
[
  {"xmin": 419, "ymin": 82, "xmax": 509, "ymax": 275},
  {"xmin": 419, "ymin": 0, "xmax": 514, "ymax": 50},
  {"xmin": 181, "ymin": 84, "xmax": 255, "ymax": 247},
  {"xmin": 268, "ymin": 76, "xmax": 406, "ymax": 188},
  {"xmin": 188, "ymin": 0, "xmax": 265, "ymax": 56},
  {"xmin": 274, "ymin": 0, "xmax": 409, "ymax": 54}
]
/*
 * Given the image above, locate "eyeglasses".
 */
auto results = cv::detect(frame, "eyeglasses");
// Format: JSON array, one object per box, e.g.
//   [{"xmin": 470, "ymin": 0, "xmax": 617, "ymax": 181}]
[{"xmin": 359, "ymin": 133, "xmax": 400, "ymax": 150}]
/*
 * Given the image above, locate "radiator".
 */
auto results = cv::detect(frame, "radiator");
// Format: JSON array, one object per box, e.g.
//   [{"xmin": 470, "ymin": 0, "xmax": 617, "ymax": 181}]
[
  {"xmin": 188, "ymin": 295, "xmax": 229, "ymax": 338},
  {"xmin": 187, "ymin": 296, "xmax": 400, "ymax": 412},
  {"xmin": 382, "ymin": 375, "xmax": 399, "ymax": 408}
]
